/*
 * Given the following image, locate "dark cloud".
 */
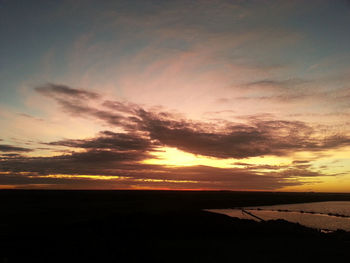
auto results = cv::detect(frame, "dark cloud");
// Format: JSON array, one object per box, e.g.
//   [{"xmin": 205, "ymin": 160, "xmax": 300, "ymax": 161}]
[
  {"xmin": 0, "ymin": 156, "xmax": 310, "ymax": 190},
  {"xmin": 0, "ymin": 171, "xmax": 317, "ymax": 190},
  {"xmin": 0, "ymin": 139, "xmax": 336, "ymax": 191},
  {"xmin": 142, "ymin": 119, "xmax": 274, "ymax": 159},
  {"xmin": 35, "ymin": 83, "xmax": 130, "ymax": 126},
  {"xmin": 245, "ymin": 78, "xmax": 308, "ymax": 89},
  {"xmin": 152, "ymin": 165, "xmax": 301, "ymax": 190},
  {"xmin": 35, "ymin": 83, "xmax": 100, "ymax": 100},
  {"xmin": 292, "ymin": 160, "xmax": 311, "ymax": 164},
  {"xmin": 0, "ymin": 144, "xmax": 32, "ymax": 152},
  {"xmin": 0, "ymin": 149, "xmax": 151, "ymax": 176},
  {"xmin": 1, "ymin": 132, "xmax": 325, "ymax": 187},
  {"xmin": 0, "ymin": 153, "xmax": 22, "ymax": 158},
  {"xmin": 38, "ymin": 89, "xmax": 136, "ymax": 128},
  {"xmin": 233, "ymin": 162, "xmax": 289, "ymax": 170},
  {"xmin": 34, "ymin": 83, "xmax": 350, "ymax": 160},
  {"xmin": 47, "ymin": 130, "xmax": 155, "ymax": 152},
  {"xmin": 137, "ymin": 110, "xmax": 350, "ymax": 159},
  {"xmin": 278, "ymin": 168, "xmax": 329, "ymax": 178},
  {"xmin": 0, "ymin": 128, "xmax": 157, "ymax": 178}
]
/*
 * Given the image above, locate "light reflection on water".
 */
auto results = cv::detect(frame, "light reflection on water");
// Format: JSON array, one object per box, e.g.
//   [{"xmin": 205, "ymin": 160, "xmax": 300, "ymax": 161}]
[{"xmin": 206, "ymin": 201, "xmax": 350, "ymax": 231}]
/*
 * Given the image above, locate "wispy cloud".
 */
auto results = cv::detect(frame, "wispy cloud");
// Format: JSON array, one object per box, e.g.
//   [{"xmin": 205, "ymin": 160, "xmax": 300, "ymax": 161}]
[
  {"xmin": 46, "ymin": 130, "xmax": 156, "ymax": 154},
  {"xmin": 0, "ymin": 144, "xmax": 32, "ymax": 153},
  {"xmin": 36, "ymin": 83, "xmax": 100, "ymax": 100}
]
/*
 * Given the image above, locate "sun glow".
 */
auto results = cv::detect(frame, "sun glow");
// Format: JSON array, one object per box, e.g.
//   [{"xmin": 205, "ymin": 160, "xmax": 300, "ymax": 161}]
[
  {"xmin": 142, "ymin": 147, "xmax": 234, "ymax": 168},
  {"xmin": 142, "ymin": 147, "xmax": 293, "ymax": 168},
  {"xmin": 281, "ymin": 175, "xmax": 350, "ymax": 193},
  {"xmin": 31, "ymin": 174, "xmax": 131, "ymax": 180},
  {"xmin": 30, "ymin": 174, "xmax": 198, "ymax": 184}
]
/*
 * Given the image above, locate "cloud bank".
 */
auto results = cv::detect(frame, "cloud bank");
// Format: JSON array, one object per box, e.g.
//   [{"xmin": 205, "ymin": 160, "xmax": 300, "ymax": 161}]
[{"xmin": 1, "ymin": 83, "xmax": 349, "ymax": 190}]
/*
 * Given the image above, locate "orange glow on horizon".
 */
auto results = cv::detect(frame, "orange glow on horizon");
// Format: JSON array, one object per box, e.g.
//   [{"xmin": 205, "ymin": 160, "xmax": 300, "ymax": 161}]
[{"xmin": 142, "ymin": 146, "xmax": 293, "ymax": 168}]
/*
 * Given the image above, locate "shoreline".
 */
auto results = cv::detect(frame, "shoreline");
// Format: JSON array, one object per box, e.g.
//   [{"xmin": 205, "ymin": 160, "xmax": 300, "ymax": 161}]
[{"xmin": 206, "ymin": 208, "xmax": 350, "ymax": 233}]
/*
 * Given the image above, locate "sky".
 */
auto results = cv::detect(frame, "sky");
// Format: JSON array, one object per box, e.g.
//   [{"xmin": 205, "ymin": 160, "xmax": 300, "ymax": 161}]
[{"xmin": 1, "ymin": 0, "xmax": 350, "ymax": 191}]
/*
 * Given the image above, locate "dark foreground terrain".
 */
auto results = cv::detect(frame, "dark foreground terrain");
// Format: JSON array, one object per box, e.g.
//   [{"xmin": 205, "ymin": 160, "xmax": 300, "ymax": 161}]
[{"xmin": 1, "ymin": 190, "xmax": 350, "ymax": 262}]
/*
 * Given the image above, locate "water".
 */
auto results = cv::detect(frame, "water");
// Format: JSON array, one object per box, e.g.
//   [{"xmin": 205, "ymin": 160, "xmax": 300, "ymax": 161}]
[{"xmin": 207, "ymin": 201, "xmax": 350, "ymax": 231}]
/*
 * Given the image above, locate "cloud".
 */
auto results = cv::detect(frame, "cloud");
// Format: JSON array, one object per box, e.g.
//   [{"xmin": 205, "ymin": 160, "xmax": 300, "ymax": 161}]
[
  {"xmin": 35, "ymin": 83, "xmax": 100, "ymax": 100},
  {"xmin": 227, "ymin": 78, "xmax": 312, "ymax": 103},
  {"xmin": 245, "ymin": 78, "xmax": 307, "ymax": 89},
  {"xmin": 47, "ymin": 130, "xmax": 156, "ymax": 152},
  {"xmin": 0, "ymin": 144, "xmax": 32, "ymax": 153},
  {"xmin": 235, "ymin": 78, "xmax": 350, "ymax": 108},
  {"xmin": 35, "ymin": 83, "xmax": 136, "ymax": 128},
  {"xmin": 35, "ymin": 83, "xmax": 350, "ymax": 159},
  {"xmin": 0, "ymin": 83, "xmax": 346, "ymax": 189},
  {"xmin": 138, "ymin": 110, "xmax": 350, "ymax": 159},
  {"xmin": 0, "ymin": 153, "xmax": 22, "ymax": 158},
  {"xmin": 102, "ymin": 100, "xmax": 140, "ymax": 115},
  {"xmin": 0, "ymin": 155, "xmax": 316, "ymax": 190},
  {"xmin": 0, "ymin": 148, "xmax": 151, "ymax": 176}
]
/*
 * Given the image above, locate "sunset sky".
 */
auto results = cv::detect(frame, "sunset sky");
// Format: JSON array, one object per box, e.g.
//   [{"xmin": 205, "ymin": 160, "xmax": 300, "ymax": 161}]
[{"xmin": 1, "ymin": 0, "xmax": 350, "ymax": 191}]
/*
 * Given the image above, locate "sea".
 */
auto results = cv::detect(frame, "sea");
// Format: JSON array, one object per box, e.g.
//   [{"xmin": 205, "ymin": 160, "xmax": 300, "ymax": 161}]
[{"xmin": 206, "ymin": 201, "xmax": 350, "ymax": 232}]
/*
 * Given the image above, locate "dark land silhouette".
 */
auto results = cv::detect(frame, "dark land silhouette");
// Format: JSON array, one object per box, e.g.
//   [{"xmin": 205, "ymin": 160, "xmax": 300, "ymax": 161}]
[{"xmin": 1, "ymin": 190, "xmax": 350, "ymax": 262}]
